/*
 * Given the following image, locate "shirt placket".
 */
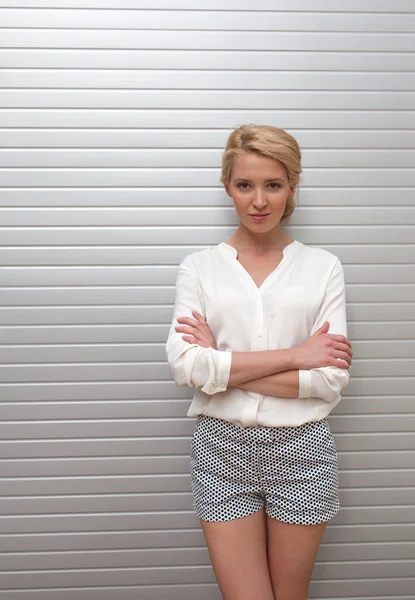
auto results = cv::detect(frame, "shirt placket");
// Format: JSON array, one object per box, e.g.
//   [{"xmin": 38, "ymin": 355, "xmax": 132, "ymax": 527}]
[
  {"xmin": 253, "ymin": 290, "xmax": 266, "ymax": 351},
  {"xmin": 241, "ymin": 289, "xmax": 266, "ymax": 427}
]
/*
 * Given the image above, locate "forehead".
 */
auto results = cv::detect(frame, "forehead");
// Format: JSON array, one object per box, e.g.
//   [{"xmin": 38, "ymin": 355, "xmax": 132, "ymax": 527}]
[{"xmin": 231, "ymin": 152, "xmax": 287, "ymax": 180}]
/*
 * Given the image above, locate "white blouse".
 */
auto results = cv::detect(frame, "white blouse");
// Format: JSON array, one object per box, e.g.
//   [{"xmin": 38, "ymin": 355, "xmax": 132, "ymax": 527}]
[{"xmin": 165, "ymin": 239, "xmax": 350, "ymax": 428}]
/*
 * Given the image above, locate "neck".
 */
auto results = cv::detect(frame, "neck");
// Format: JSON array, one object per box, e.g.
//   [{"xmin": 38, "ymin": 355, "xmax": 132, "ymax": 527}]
[{"xmin": 230, "ymin": 224, "xmax": 292, "ymax": 253}]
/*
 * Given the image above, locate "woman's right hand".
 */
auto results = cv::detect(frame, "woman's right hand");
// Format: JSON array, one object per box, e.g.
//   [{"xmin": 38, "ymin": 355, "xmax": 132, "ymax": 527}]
[{"xmin": 293, "ymin": 321, "xmax": 352, "ymax": 370}]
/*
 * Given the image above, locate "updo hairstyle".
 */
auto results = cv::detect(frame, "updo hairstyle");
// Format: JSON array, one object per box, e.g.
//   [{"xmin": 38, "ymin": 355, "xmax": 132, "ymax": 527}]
[{"xmin": 220, "ymin": 124, "xmax": 302, "ymax": 223}]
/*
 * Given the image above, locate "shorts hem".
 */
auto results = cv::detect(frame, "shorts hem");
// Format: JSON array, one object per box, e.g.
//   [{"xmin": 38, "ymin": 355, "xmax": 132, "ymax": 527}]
[
  {"xmin": 264, "ymin": 505, "xmax": 340, "ymax": 526},
  {"xmin": 194, "ymin": 503, "xmax": 264, "ymax": 523}
]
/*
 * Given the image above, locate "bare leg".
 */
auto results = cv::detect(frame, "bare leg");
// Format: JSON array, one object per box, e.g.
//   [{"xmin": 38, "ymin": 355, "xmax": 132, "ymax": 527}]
[
  {"xmin": 266, "ymin": 515, "xmax": 327, "ymax": 600},
  {"xmin": 200, "ymin": 508, "xmax": 275, "ymax": 600}
]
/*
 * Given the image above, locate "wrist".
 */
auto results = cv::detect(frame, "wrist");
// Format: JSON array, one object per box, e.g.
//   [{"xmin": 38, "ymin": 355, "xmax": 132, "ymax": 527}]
[{"xmin": 280, "ymin": 348, "xmax": 298, "ymax": 371}]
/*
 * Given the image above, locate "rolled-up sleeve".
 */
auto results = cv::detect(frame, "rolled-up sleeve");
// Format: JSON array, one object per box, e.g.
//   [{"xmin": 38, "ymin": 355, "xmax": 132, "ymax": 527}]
[
  {"xmin": 298, "ymin": 258, "xmax": 350, "ymax": 403},
  {"xmin": 165, "ymin": 257, "xmax": 232, "ymax": 395}
]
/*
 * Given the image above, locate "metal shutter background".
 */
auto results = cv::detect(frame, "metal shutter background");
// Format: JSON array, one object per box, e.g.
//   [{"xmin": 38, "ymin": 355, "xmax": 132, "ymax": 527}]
[{"xmin": 0, "ymin": 1, "xmax": 414, "ymax": 598}]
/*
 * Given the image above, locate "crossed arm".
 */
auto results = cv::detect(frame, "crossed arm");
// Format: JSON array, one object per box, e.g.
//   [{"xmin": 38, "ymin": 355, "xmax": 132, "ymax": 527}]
[
  {"xmin": 174, "ymin": 310, "xmax": 351, "ymax": 399},
  {"xmin": 166, "ymin": 258, "xmax": 352, "ymax": 402}
]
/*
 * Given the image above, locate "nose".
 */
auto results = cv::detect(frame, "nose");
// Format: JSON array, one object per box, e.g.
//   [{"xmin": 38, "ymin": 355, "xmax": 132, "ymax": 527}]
[{"xmin": 252, "ymin": 189, "xmax": 268, "ymax": 210}]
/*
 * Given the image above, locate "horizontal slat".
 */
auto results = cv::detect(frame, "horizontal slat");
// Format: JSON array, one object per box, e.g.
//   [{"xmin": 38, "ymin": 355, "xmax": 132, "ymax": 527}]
[
  {"xmin": 1, "ymin": 30, "xmax": 414, "ymax": 51},
  {"xmin": 0, "ymin": 561, "xmax": 414, "ymax": 590},
  {"xmin": 2, "ymin": 542, "xmax": 414, "ymax": 570},
  {"xmin": 0, "ymin": 288, "xmax": 415, "ymax": 310},
  {"xmin": 1, "ymin": 369, "xmax": 414, "ymax": 397},
  {"xmin": 0, "ymin": 586, "xmax": 412, "ymax": 600},
  {"xmin": 0, "ymin": 380, "xmax": 191, "ymax": 401},
  {"xmin": 1, "ymin": 264, "xmax": 415, "ymax": 286},
  {"xmin": 2, "ymin": 227, "xmax": 415, "ymax": 246},
  {"xmin": 0, "ymin": 436, "xmax": 192, "ymax": 459},
  {"xmin": 0, "ymin": 110, "xmax": 412, "ymax": 130},
  {"xmin": 0, "ymin": 451, "xmax": 413, "ymax": 478},
  {"xmin": 0, "ymin": 585, "xmax": 237, "ymax": 600},
  {"xmin": 0, "ymin": 528, "xmax": 207, "ymax": 553},
  {"xmin": 0, "ymin": 505, "xmax": 413, "ymax": 536},
  {"xmin": 1, "ymin": 208, "xmax": 414, "ymax": 227},
  {"xmin": 0, "ymin": 289, "xmax": 178, "ymax": 306},
  {"xmin": 2, "ymin": 50, "xmax": 415, "ymax": 72},
  {"xmin": 2, "ymin": 9, "xmax": 415, "ymax": 32},
  {"xmin": 0, "ymin": 344, "xmax": 169, "ymax": 362},
  {"xmin": 2, "ymin": 430, "xmax": 414, "ymax": 459},
  {"xmin": 2, "ymin": 130, "xmax": 415, "ymax": 151},
  {"xmin": 0, "ymin": 474, "xmax": 193, "ymax": 496},
  {"xmin": 0, "ymin": 522, "xmax": 413, "ymax": 554},
  {"xmin": 334, "ymin": 396, "xmax": 415, "ymax": 414},
  {"xmin": 2, "ymin": 90, "xmax": 415, "ymax": 110},
  {"xmin": 0, "ymin": 400, "xmax": 191, "ymax": 421},
  {"xmin": 1, "ymin": 487, "xmax": 415, "ymax": 516},
  {"xmin": 3, "ymin": 70, "xmax": 415, "ymax": 91},
  {"xmin": 0, "ymin": 542, "xmax": 415, "ymax": 576},
  {"xmin": 0, "ymin": 418, "xmax": 198, "ymax": 438},
  {"xmin": 3, "ymin": 188, "xmax": 415, "ymax": 208},
  {"xmin": 3, "ymin": 149, "xmax": 415, "ymax": 168},
  {"xmin": 0, "ymin": 493, "xmax": 196, "ymax": 516},
  {"xmin": 0, "ymin": 306, "xmax": 175, "ymax": 325},
  {"xmin": 1, "ymin": 303, "xmax": 414, "ymax": 325},
  {"xmin": 0, "ymin": 415, "xmax": 414, "ymax": 437},
  {"xmin": 0, "ymin": 0, "xmax": 413, "ymax": 11},
  {"xmin": 0, "ymin": 363, "xmax": 169, "ymax": 382},
  {"xmin": 4, "ymin": 167, "xmax": 413, "ymax": 187},
  {"xmin": 0, "ymin": 325, "xmax": 171, "ymax": 344},
  {"xmin": 0, "ymin": 266, "xmax": 181, "ymax": 286},
  {"xmin": 348, "ymin": 359, "xmax": 415, "ymax": 376},
  {"xmin": 308, "ymin": 579, "xmax": 415, "ymax": 597},
  {"xmin": 345, "ymin": 286, "xmax": 415, "ymax": 302},
  {"xmin": 0, "ymin": 323, "xmax": 414, "ymax": 345},
  {"xmin": 1, "ymin": 397, "xmax": 415, "ymax": 422},
  {"xmin": 1, "ymin": 340, "xmax": 414, "ymax": 362},
  {"xmin": 0, "ymin": 456, "xmax": 191, "ymax": 477}
]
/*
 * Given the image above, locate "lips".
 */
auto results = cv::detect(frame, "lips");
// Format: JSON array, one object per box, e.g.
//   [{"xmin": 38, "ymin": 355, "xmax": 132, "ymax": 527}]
[{"xmin": 249, "ymin": 213, "xmax": 270, "ymax": 222}]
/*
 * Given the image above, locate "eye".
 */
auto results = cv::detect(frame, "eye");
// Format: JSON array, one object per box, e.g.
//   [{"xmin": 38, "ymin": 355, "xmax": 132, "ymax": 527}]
[
  {"xmin": 237, "ymin": 182, "xmax": 250, "ymax": 189},
  {"xmin": 269, "ymin": 182, "xmax": 281, "ymax": 189}
]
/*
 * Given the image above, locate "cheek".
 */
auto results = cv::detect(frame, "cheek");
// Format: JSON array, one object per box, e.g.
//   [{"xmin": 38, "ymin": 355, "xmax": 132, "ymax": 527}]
[{"xmin": 232, "ymin": 195, "xmax": 249, "ymax": 214}]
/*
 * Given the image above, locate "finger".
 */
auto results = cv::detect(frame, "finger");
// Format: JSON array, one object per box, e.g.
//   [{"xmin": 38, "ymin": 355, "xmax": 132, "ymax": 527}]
[
  {"xmin": 336, "ymin": 351, "xmax": 352, "ymax": 365},
  {"xmin": 191, "ymin": 312, "xmax": 211, "ymax": 332},
  {"xmin": 175, "ymin": 325, "xmax": 198, "ymax": 335},
  {"xmin": 176, "ymin": 317, "xmax": 200, "ymax": 327},
  {"xmin": 192, "ymin": 310, "xmax": 206, "ymax": 322},
  {"xmin": 182, "ymin": 335, "xmax": 213, "ymax": 348},
  {"xmin": 334, "ymin": 342, "xmax": 353, "ymax": 357},
  {"xmin": 327, "ymin": 334, "xmax": 352, "ymax": 347},
  {"xmin": 332, "ymin": 358, "xmax": 350, "ymax": 369},
  {"xmin": 182, "ymin": 335, "xmax": 197, "ymax": 344},
  {"xmin": 176, "ymin": 319, "xmax": 203, "ymax": 334}
]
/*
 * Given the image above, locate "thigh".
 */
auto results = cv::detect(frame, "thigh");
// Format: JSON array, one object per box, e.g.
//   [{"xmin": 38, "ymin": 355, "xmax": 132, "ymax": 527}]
[
  {"xmin": 266, "ymin": 516, "xmax": 327, "ymax": 600},
  {"xmin": 201, "ymin": 509, "xmax": 275, "ymax": 600},
  {"xmin": 190, "ymin": 415, "xmax": 264, "ymax": 522},
  {"xmin": 261, "ymin": 418, "xmax": 340, "ymax": 526}
]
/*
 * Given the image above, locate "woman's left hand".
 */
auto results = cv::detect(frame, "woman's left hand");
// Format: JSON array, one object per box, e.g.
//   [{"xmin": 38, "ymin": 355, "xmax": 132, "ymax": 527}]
[{"xmin": 175, "ymin": 311, "xmax": 217, "ymax": 349}]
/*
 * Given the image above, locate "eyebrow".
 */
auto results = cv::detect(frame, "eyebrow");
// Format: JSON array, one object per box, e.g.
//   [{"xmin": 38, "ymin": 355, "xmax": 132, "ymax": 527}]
[{"xmin": 234, "ymin": 177, "xmax": 285, "ymax": 183}]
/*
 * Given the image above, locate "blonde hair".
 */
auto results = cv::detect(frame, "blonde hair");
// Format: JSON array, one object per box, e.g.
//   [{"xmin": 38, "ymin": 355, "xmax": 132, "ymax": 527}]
[{"xmin": 220, "ymin": 124, "xmax": 302, "ymax": 223}]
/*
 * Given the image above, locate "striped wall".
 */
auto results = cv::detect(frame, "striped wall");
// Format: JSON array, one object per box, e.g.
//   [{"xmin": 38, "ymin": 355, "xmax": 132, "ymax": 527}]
[{"xmin": 0, "ymin": 1, "xmax": 414, "ymax": 598}]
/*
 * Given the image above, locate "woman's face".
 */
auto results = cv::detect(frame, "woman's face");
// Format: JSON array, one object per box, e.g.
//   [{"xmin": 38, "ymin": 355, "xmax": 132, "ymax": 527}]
[{"xmin": 226, "ymin": 151, "xmax": 294, "ymax": 234}]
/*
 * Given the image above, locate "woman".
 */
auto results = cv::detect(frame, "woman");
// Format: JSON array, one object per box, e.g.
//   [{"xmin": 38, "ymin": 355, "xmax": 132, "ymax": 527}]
[{"xmin": 165, "ymin": 124, "xmax": 352, "ymax": 600}]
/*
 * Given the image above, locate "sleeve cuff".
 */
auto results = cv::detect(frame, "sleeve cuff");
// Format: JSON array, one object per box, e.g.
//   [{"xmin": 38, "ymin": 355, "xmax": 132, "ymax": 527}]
[
  {"xmin": 298, "ymin": 369, "xmax": 312, "ymax": 398},
  {"xmin": 200, "ymin": 349, "xmax": 232, "ymax": 395}
]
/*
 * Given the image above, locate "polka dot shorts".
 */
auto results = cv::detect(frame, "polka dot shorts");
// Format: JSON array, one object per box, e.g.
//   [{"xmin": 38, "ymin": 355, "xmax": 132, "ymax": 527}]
[{"xmin": 189, "ymin": 414, "xmax": 340, "ymax": 525}]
